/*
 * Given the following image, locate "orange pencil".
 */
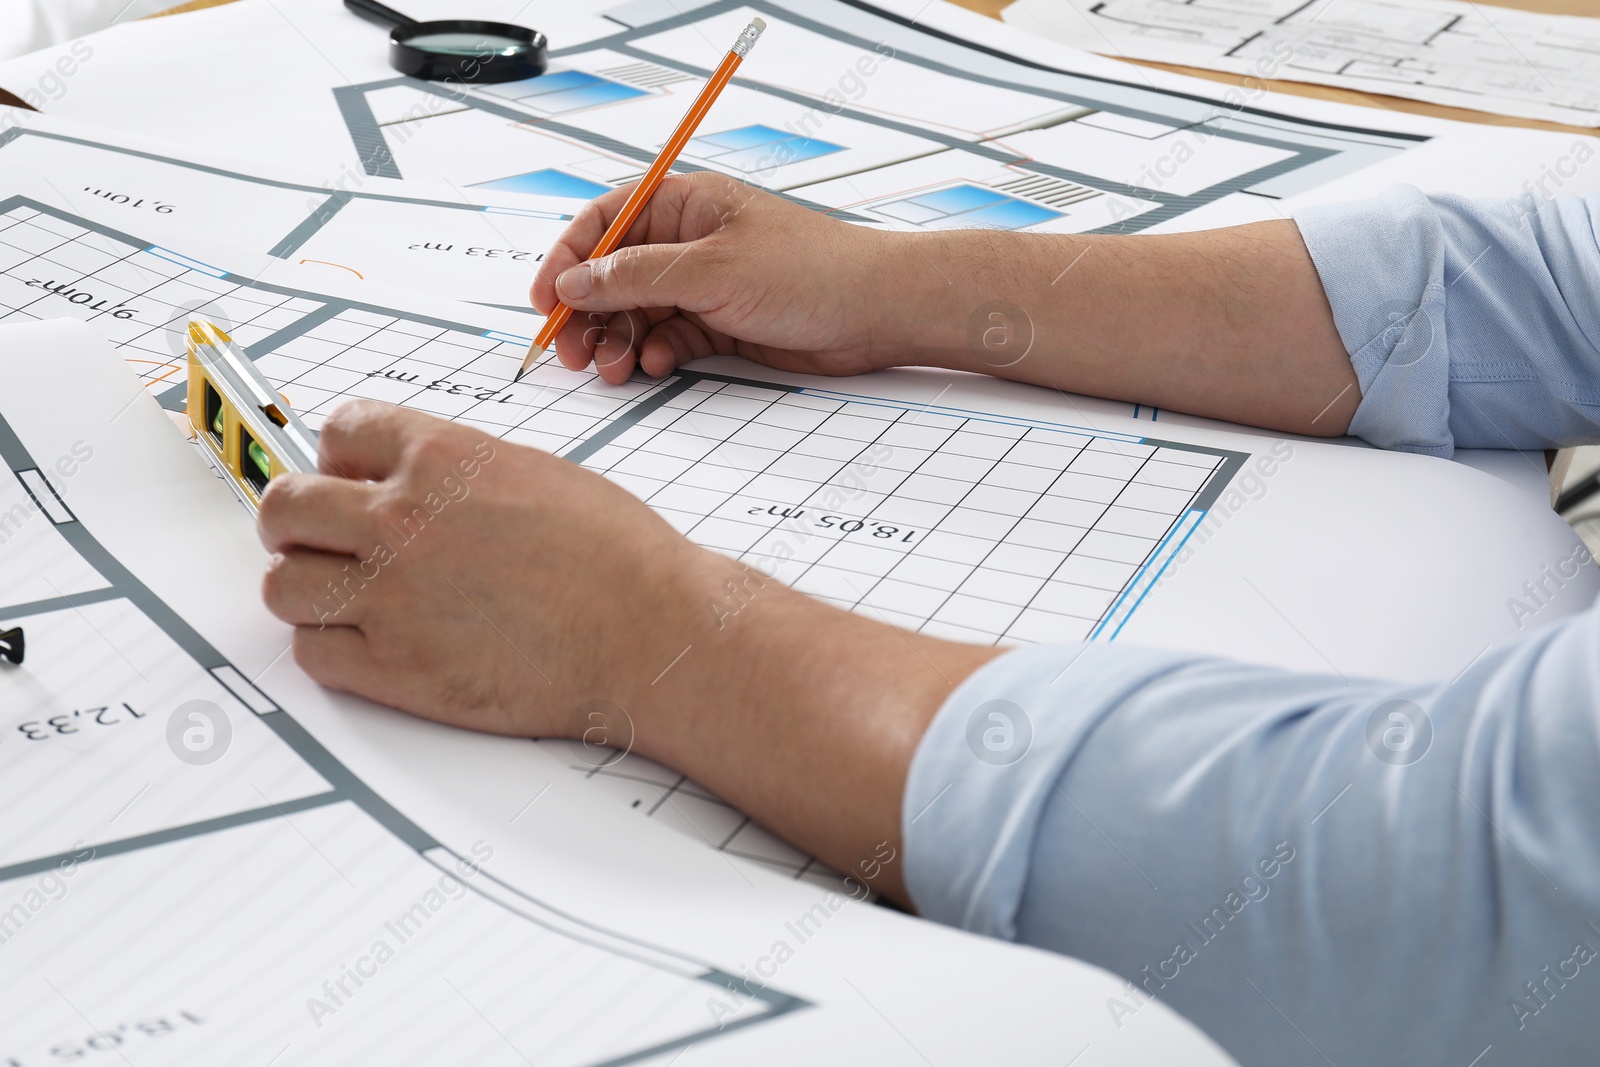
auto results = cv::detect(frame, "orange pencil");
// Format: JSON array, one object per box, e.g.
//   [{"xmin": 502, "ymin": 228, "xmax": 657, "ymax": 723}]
[{"xmin": 518, "ymin": 17, "xmax": 766, "ymax": 380}]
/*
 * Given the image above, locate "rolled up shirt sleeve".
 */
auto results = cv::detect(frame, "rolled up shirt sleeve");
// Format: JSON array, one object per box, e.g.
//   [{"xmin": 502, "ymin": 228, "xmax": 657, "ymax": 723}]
[
  {"xmin": 903, "ymin": 602, "xmax": 1600, "ymax": 1066},
  {"xmin": 1294, "ymin": 187, "xmax": 1600, "ymax": 456}
]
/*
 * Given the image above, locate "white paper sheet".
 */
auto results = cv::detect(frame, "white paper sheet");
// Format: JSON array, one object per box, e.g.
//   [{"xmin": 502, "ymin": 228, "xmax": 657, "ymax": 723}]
[
  {"xmin": 0, "ymin": 0, "xmax": 1527, "ymax": 240},
  {"xmin": 0, "ymin": 318, "xmax": 1237, "ymax": 1064},
  {"xmin": 1004, "ymin": 0, "xmax": 1600, "ymax": 127},
  {"xmin": 0, "ymin": 106, "xmax": 592, "ymax": 309},
  {"xmin": 5, "ymin": 0, "xmax": 1594, "ymax": 269}
]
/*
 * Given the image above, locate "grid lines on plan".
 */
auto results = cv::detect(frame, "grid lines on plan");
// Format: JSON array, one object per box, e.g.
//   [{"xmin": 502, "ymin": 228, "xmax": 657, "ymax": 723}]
[
  {"xmin": 250, "ymin": 307, "xmax": 666, "ymax": 456},
  {"xmin": 0, "ymin": 205, "xmax": 316, "ymax": 387},
  {"xmin": 0, "ymin": 201, "xmax": 668, "ymax": 456},
  {"xmin": 535, "ymin": 740, "xmax": 847, "ymax": 887},
  {"xmin": 578, "ymin": 377, "xmax": 1222, "ymax": 646}
]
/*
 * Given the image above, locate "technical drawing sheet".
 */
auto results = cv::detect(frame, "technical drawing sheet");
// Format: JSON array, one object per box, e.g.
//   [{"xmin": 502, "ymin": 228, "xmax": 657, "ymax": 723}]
[
  {"xmin": 0, "ymin": 106, "xmax": 592, "ymax": 310},
  {"xmin": 0, "ymin": 0, "xmax": 1578, "ymax": 243},
  {"xmin": 1004, "ymin": 0, "xmax": 1600, "ymax": 126},
  {"xmin": 0, "ymin": 318, "xmax": 1237, "ymax": 1065}
]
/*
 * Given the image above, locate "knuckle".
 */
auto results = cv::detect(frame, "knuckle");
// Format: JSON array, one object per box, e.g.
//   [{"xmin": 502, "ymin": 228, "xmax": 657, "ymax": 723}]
[
  {"xmin": 259, "ymin": 469, "xmax": 306, "ymax": 507},
  {"xmin": 695, "ymin": 236, "xmax": 732, "ymax": 272},
  {"xmin": 260, "ymin": 553, "xmax": 294, "ymax": 610},
  {"xmin": 607, "ymin": 245, "xmax": 647, "ymax": 290},
  {"xmin": 372, "ymin": 484, "xmax": 423, "ymax": 533},
  {"xmin": 290, "ymin": 628, "xmax": 327, "ymax": 678},
  {"xmin": 410, "ymin": 424, "xmax": 463, "ymax": 469},
  {"xmin": 320, "ymin": 399, "xmax": 376, "ymax": 449},
  {"xmin": 575, "ymin": 199, "xmax": 606, "ymax": 230},
  {"xmin": 699, "ymin": 170, "xmax": 739, "ymax": 196},
  {"xmin": 321, "ymin": 399, "xmax": 366, "ymax": 436},
  {"xmin": 256, "ymin": 472, "xmax": 307, "ymax": 541}
]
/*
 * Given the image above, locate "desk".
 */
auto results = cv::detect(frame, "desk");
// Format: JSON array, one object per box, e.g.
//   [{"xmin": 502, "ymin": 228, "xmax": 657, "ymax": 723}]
[{"xmin": 952, "ymin": 0, "xmax": 1597, "ymax": 138}]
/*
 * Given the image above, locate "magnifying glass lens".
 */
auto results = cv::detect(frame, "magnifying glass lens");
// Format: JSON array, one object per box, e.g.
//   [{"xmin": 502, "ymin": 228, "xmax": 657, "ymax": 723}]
[
  {"xmin": 406, "ymin": 31, "xmax": 529, "ymax": 56},
  {"xmin": 345, "ymin": 3, "xmax": 549, "ymax": 83}
]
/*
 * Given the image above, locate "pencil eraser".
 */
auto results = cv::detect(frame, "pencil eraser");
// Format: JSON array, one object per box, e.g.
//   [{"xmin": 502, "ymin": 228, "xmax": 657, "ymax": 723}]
[{"xmin": 750, "ymin": 17, "xmax": 766, "ymax": 31}]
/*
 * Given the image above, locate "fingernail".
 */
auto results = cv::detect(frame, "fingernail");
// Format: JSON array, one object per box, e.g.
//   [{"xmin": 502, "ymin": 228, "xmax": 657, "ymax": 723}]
[{"xmin": 558, "ymin": 264, "xmax": 592, "ymax": 300}]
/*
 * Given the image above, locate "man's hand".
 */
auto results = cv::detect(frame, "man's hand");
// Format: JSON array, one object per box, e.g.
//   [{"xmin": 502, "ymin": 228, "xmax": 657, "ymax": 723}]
[
  {"xmin": 257, "ymin": 400, "xmax": 725, "ymax": 735},
  {"xmin": 531, "ymin": 172, "xmax": 903, "ymax": 384},
  {"xmin": 257, "ymin": 400, "xmax": 1001, "ymax": 903}
]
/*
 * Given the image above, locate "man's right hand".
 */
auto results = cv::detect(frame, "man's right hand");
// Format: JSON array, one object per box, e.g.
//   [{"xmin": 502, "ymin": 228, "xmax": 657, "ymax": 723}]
[{"xmin": 529, "ymin": 172, "xmax": 909, "ymax": 384}]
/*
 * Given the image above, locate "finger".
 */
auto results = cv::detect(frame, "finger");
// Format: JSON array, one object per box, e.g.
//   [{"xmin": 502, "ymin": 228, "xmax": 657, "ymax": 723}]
[
  {"xmin": 638, "ymin": 314, "xmax": 717, "ymax": 378},
  {"xmin": 531, "ymin": 175, "xmax": 704, "ymax": 314},
  {"xmin": 592, "ymin": 310, "xmax": 650, "ymax": 385},
  {"xmin": 263, "ymin": 548, "xmax": 371, "ymax": 627},
  {"xmin": 257, "ymin": 472, "xmax": 383, "ymax": 555},
  {"xmin": 531, "ymin": 192, "xmax": 634, "ymax": 315},
  {"xmin": 292, "ymin": 624, "xmax": 377, "ymax": 696},
  {"xmin": 552, "ymin": 307, "xmax": 652, "ymax": 380},
  {"xmin": 551, "ymin": 308, "xmax": 620, "ymax": 376},
  {"xmin": 555, "ymin": 239, "xmax": 729, "ymax": 318},
  {"xmin": 317, "ymin": 399, "xmax": 437, "ymax": 481}
]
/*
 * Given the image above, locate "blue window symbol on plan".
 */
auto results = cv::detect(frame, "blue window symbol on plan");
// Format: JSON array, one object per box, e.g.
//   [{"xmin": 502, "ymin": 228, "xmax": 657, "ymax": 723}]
[
  {"xmin": 483, "ymin": 70, "xmax": 649, "ymax": 114},
  {"xmin": 874, "ymin": 184, "xmax": 1062, "ymax": 230},
  {"xmin": 687, "ymin": 124, "xmax": 843, "ymax": 173},
  {"xmin": 470, "ymin": 169, "xmax": 612, "ymax": 199}
]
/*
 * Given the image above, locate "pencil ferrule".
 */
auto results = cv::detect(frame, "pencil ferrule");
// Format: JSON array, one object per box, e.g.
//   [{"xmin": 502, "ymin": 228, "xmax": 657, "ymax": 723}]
[{"xmin": 732, "ymin": 18, "xmax": 765, "ymax": 57}]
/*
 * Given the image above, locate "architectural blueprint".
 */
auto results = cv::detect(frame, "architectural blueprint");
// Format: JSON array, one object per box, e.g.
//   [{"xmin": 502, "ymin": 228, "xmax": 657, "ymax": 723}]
[
  {"xmin": 5, "ymin": 0, "xmax": 1596, "ymax": 263},
  {"xmin": 1005, "ymin": 0, "xmax": 1600, "ymax": 126},
  {"xmin": 0, "ymin": 406, "xmax": 801, "ymax": 1063},
  {"xmin": 0, "ymin": 108, "xmax": 590, "ymax": 309},
  {"xmin": 318, "ymin": 0, "xmax": 1435, "ymax": 234},
  {"xmin": 0, "ymin": 0, "xmax": 1452, "ymax": 236},
  {"xmin": 0, "ymin": 319, "xmax": 1232, "ymax": 1064}
]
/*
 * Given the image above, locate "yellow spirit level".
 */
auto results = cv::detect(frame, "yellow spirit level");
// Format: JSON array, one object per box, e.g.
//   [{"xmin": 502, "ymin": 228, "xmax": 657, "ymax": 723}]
[{"xmin": 186, "ymin": 321, "xmax": 317, "ymax": 514}]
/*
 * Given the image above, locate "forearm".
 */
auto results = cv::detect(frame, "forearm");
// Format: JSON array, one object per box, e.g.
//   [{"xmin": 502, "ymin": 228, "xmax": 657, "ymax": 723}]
[
  {"xmin": 872, "ymin": 221, "xmax": 1359, "ymax": 437},
  {"xmin": 636, "ymin": 553, "xmax": 1001, "ymax": 904}
]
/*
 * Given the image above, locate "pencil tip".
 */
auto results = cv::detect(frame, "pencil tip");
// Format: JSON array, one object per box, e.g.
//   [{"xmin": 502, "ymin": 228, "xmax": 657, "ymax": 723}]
[{"xmin": 514, "ymin": 367, "xmax": 527, "ymax": 383}]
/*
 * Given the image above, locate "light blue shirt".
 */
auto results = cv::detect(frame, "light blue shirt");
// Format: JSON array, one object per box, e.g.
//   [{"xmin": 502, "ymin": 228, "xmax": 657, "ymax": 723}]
[{"xmin": 903, "ymin": 187, "xmax": 1600, "ymax": 1066}]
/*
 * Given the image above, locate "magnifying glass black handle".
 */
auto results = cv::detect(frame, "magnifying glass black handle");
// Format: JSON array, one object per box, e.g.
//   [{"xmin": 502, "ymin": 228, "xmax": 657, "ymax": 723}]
[{"xmin": 344, "ymin": 0, "xmax": 418, "ymax": 30}]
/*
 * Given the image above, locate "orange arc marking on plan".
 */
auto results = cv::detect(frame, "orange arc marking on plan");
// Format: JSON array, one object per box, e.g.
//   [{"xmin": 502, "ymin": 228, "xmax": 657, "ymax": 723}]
[
  {"xmin": 299, "ymin": 259, "xmax": 365, "ymax": 279},
  {"xmin": 124, "ymin": 358, "xmax": 183, "ymax": 384}
]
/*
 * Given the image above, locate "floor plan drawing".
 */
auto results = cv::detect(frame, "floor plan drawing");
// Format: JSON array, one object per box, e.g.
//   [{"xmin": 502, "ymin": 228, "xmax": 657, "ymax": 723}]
[
  {"xmin": 332, "ymin": 0, "xmax": 1430, "ymax": 234},
  {"xmin": 0, "ymin": 395, "xmax": 805, "ymax": 1065},
  {"xmin": 0, "ymin": 124, "xmax": 577, "ymax": 263},
  {"xmin": 1005, "ymin": 0, "xmax": 1600, "ymax": 126}
]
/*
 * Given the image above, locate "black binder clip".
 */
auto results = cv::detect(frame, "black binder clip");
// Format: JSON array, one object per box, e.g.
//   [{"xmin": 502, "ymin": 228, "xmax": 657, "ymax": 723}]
[{"xmin": 0, "ymin": 626, "xmax": 23, "ymax": 665}]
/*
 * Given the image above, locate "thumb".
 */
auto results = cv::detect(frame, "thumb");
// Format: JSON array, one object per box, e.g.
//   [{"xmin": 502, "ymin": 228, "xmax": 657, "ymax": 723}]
[{"xmin": 555, "ymin": 241, "xmax": 719, "ymax": 314}]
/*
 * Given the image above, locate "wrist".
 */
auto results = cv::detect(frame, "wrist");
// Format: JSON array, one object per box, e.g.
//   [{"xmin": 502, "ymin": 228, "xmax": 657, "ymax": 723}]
[
  {"xmin": 629, "ymin": 544, "xmax": 1003, "ymax": 901},
  {"xmin": 862, "ymin": 230, "xmax": 1042, "ymax": 374}
]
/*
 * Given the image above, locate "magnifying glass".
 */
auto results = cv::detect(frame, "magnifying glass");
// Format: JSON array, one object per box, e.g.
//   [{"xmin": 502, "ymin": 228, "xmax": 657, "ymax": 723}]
[{"xmin": 344, "ymin": 0, "xmax": 549, "ymax": 84}]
